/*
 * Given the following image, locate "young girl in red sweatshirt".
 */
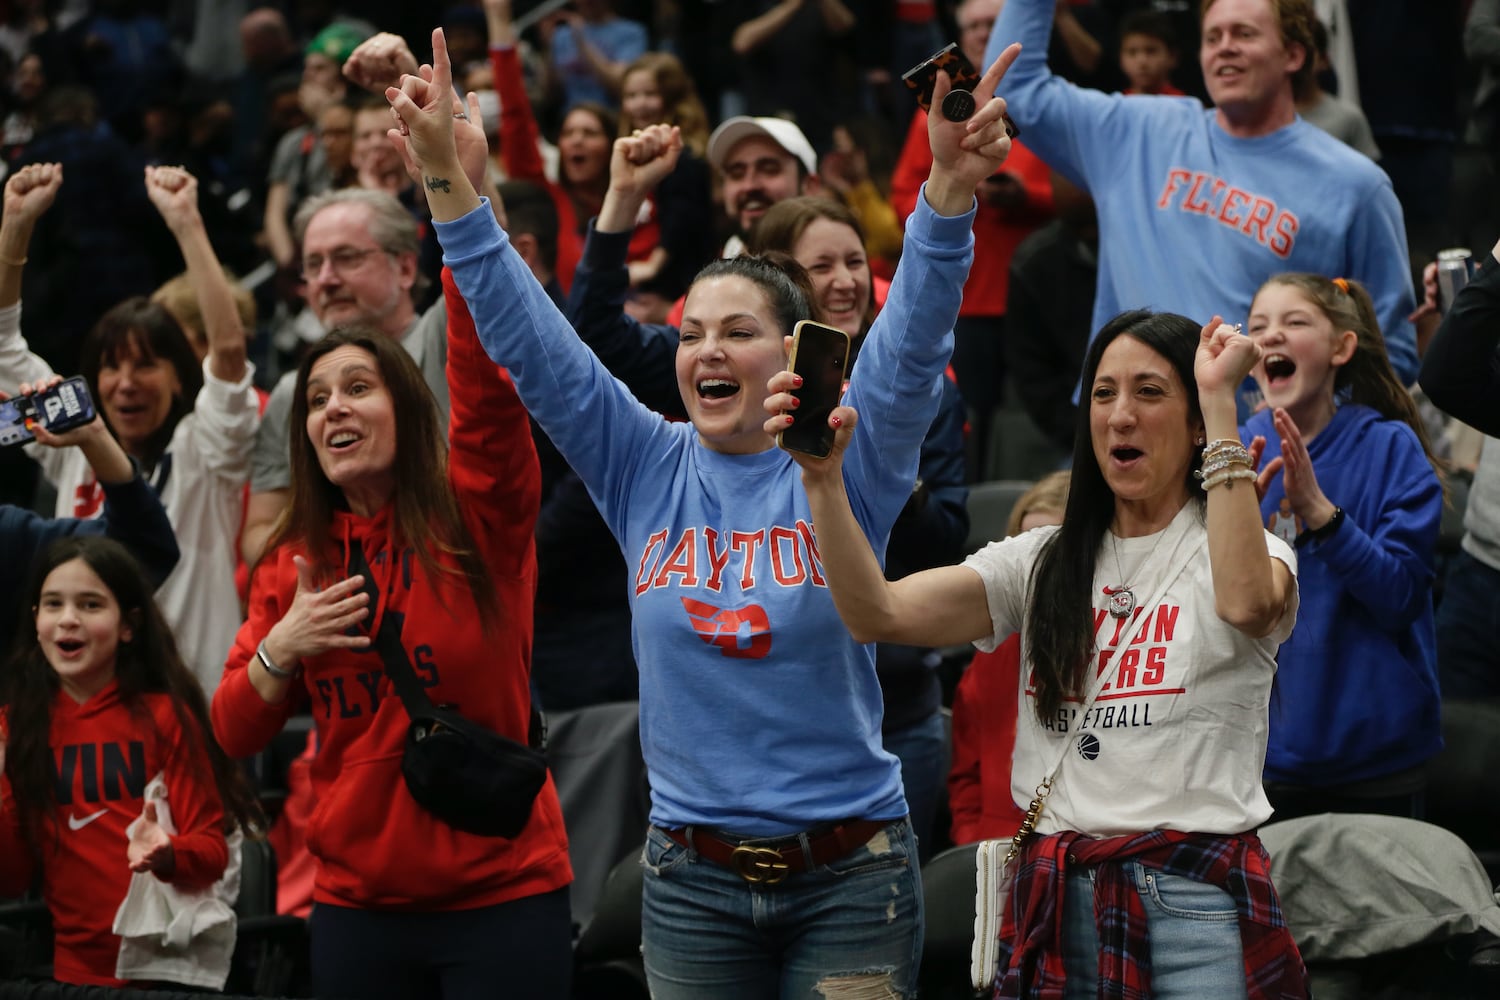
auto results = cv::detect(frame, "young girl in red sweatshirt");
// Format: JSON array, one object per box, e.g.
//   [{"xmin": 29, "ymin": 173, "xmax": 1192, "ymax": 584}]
[{"xmin": 0, "ymin": 535, "xmax": 260, "ymax": 987}]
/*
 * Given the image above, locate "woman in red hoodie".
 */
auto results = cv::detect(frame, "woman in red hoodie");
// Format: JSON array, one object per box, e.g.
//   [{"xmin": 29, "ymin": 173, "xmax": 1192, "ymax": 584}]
[{"xmin": 211, "ymin": 268, "xmax": 573, "ymax": 999}]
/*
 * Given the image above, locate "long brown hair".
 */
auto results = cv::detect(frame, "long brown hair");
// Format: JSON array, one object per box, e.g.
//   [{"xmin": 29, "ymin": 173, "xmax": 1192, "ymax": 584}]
[
  {"xmin": 265, "ymin": 327, "xmax": 497, "ymax": 625},
  {"xmin": 1257, "ymin": 273, "xmax": 1446, "ymax": 489},
  {"xmin": 619, "ymin": 52, "xmax": 711, "ymax": 156},
  {"xmin": 747, "ymin": 196, "xmax": 875, "ymax": 334},
  {"xmin": 1, "ymin": 538, "xmax": 263, "ymax": 855}
]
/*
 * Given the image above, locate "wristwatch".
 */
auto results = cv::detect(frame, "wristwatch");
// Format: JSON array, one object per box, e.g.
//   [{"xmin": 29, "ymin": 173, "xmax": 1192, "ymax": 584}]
[
  {"xmin": 1295, "ymin": 506, "xmax": 1345, "ymax": 548},
  {"xmin": 256, "ymin": 639, "xmax": 302, "ymax": 680}
]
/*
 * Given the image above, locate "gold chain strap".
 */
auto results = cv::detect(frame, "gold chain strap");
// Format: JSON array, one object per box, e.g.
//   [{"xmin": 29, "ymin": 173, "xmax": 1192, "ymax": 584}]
[{"xmin": 1003, "ymin": 776, "xmax": 1053, "ymax": 865}]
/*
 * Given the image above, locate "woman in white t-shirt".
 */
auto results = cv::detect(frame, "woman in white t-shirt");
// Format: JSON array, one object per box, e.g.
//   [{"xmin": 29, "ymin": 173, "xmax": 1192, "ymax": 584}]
[
  {"xmin": 774, "ymin": 310, "xmax": 1309, "ymax": 998},
  {"xmin": 0, "ymin": 163, "xmax": 259, "ymax": 696}
]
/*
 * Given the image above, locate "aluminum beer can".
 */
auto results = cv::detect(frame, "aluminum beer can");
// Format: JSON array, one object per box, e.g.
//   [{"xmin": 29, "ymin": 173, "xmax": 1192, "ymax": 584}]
[{"xmin": 1436, "ymin": 247, "xmax": 1476, "ymax": 313}]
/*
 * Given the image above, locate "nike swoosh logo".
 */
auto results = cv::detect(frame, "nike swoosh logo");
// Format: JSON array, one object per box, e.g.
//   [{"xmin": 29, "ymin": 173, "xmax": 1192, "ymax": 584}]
[{"xmin": 67, "ymin": 808, "xmax": 108, "ymax": 831}]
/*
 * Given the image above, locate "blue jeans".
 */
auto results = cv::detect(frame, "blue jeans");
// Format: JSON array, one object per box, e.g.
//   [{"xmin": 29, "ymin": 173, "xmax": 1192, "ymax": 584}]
[
  {"xmin": 1061, "ymin": 863, "xmax": 1248, "ymax": 1000},
  {"xmin": 882, "ymin": 711, "xmax": 949, "ymax": 862},
  {"xmin": 640, "ymin": 818, "xmax": 923, "ymax": 999},
  {"xmin": 1436, "ymin": 550, "xmax": 1500, "ymax": 699}
]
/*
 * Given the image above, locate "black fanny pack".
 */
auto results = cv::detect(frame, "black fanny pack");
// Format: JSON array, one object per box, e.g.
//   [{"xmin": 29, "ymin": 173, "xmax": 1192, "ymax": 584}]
[{"xmin": 358, "ymin": 541, "xmax": 547, "ymax": 838}]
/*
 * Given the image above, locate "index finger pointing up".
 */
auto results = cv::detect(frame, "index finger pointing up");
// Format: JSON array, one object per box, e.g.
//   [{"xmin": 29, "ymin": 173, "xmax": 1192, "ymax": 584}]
[{"xmin": 972, "ymin": 42, "xmax": 1022, "ymax": 104}]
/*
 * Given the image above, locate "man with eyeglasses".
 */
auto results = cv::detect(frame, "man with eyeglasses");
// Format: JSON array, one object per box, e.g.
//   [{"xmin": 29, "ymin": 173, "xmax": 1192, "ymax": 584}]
[{"xmin": 240, "ymin": 188, "xmax": 448, "ymax": 566}]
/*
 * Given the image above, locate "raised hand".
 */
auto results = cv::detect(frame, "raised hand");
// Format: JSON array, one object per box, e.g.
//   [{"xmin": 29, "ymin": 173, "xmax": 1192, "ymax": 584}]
[
  {"xmin": 127, "ymin": 801, "xmax": 176, "ymax": 877},
  {"xmin": 1271, "ymin": 407, "xmax": 1336, "ymax": 528},
  {"xmin": 143, "ymin": 165, "xmax": 200, "ymax": 232},
  {"xmin": 2, "ymin": 162, "xmax": 63, "ymax": 228},
  {"xmin": 386, "ymin": 29, "xmax": 463, "ymax": 178},
  {"xmin": 611, "ymin": 124, "xmax": 681, "ymax": 198},
  {"xmin": 262, "ymin": 555, "xmax": 372, "ymax": 669},
  {"xmin": 343, "ymin": 31, "xmax": 419, "ymax": 93},
  {"xmin": 925, "ymin": 42, "xmax": 1023, "ymax": 214},
  {"xmin": 1195, "ymin": 314, "xmax": 1261, "ymax": 398}
]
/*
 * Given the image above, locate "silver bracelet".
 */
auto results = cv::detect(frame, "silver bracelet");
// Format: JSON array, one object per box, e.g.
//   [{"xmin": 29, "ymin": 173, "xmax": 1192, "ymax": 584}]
[{"xmin": 256, "ymin": 639, "xmax": 301, "ymax": 680}]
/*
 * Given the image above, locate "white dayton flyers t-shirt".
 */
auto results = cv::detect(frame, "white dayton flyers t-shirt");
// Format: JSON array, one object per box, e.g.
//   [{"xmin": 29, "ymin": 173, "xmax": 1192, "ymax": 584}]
[{"xmin": 963, "ymin": 502, "xmax": 1298, "ymax": 838}]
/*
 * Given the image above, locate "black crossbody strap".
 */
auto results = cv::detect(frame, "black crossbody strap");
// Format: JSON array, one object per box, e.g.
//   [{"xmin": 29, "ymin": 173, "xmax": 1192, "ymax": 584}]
[{"xmin": 346, "ymin": 538, "xmax": 546, "ymax": 750}]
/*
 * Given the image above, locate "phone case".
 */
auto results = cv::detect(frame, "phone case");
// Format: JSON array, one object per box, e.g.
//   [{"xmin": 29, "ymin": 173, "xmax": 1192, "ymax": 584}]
[
  {"xmin": 0, "ymin": 376, "xmax": 97, "ymax": 447},
  {"xmin": 777, "ymin": 321, "xmax": 851, "ymax": 459},
  {"xmin": 902, "ymin": 43, "xmax": 982, "ymax": 112}
]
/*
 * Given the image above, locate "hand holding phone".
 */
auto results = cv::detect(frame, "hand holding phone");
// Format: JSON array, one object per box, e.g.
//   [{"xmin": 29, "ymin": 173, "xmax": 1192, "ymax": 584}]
[
  {"xmin": 777, "ymin": 321, "xmax": 852, "ymax": 459},
  {"xmin": 0, "ymin": 376, "xmax": 98, "ymax": 448},
  {"xmin": 902, "ymin": 42, "xmax": 1018, "ymax": 135}
]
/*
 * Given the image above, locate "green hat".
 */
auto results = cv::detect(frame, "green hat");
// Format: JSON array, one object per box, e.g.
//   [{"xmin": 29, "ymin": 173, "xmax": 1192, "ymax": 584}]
[{"xmin": 305, "ymin": 22, "xmax": 368, "ymax": 65}]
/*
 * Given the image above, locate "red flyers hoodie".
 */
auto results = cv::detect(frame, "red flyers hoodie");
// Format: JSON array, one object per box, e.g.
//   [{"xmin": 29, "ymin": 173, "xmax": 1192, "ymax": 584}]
[{"xmin": 212, "ymin": 270, "xmax": 572, "ymax": 910}]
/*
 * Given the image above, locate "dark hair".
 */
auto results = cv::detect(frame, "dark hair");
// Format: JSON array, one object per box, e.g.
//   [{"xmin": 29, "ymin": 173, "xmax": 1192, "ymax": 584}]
[
  {"xmin": 1, "ymin": 538, "xmax": 262, "ymax": 855},
  {"xmin": 267, "ymin": 326, "xmax": 498, "ymax": 626},
  {"xmin": 689, "ymin": 252, "xmax": 823, "ymax": 333},
  {"xmin": 1201, "ymin": 0, "xmax": 1316, "ymax": 100},
  {"xmin": 1024, "ymin": 311, "xmax": 1204, "ymax": 722},
  {"xmin": 80, "ymin": 297, "xmax": 204, "ymax": 467},
  {"xmin": 1255, "ymin": 273, "xmax": 1446, "ymax": 488},
  {"xmin": 497, "ymin": 179, "xmax": 560, "ymax": 273},
  {"xmin": 559, "ymin": 102, "xmax": 617, "ymax": 197},
  {"xmin": 747, "ymin": 196, "xmax": 874, "ymax": 333},
  {"xmin": 1120, "ymin": 10, "xmax": 1179, "ymax": 51}
]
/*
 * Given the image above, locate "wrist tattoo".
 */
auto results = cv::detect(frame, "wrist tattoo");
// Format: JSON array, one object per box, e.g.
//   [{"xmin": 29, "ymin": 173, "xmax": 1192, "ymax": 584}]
[{"xmin": 425, "ymin": 176, "xmax": 451, "ymax": 194}]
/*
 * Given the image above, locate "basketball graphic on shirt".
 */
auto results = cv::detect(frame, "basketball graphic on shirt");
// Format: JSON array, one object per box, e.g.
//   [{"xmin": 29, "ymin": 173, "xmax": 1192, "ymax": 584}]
[{"xmin": 1076, "ymin": 733, "xmax": 1101, "ymax": 760}]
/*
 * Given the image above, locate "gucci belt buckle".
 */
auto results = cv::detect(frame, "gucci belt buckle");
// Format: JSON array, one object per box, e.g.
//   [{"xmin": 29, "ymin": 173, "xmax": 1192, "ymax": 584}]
[{"xmin": 730, "ymin": 844, "xmax": 789, "ymax": 885}]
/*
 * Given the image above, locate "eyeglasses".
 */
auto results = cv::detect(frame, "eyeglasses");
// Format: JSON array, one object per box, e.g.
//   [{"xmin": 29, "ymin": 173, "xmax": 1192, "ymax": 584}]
[{"xmin": 300, "ymin": 246, "xmax": 389, "ymax": 281}]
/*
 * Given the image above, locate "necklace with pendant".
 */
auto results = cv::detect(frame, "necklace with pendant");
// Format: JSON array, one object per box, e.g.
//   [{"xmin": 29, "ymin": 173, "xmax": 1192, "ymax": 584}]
[{"xmin": 1107, "ymin": 526, "xmax": 1167, "ymax": 619}]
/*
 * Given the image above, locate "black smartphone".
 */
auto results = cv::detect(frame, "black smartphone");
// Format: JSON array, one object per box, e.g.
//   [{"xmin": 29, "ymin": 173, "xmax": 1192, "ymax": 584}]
[
  {"xmin": 901, "ymin": 42, "xmax": 1018, "ymax": 134},
  {"xmin": 778, "ymin": 320, "xmax": 851, "ymax": 459},
  {"xmin": 0, "ymin": 376, "xmax": 97, "ymax": 448}
]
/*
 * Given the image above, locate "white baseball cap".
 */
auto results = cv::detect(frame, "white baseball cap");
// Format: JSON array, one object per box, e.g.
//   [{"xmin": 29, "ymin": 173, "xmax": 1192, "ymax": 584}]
[{"xmin": 707, "ymin": 116, "xmax": 818, "ymax": 177}]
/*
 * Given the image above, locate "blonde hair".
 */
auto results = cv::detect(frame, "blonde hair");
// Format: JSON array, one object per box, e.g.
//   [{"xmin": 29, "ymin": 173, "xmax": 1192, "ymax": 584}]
[
  {"xmin": 1006, "ymin": 470, "xmax": 1071, "ymax": 538},
  {"xmin": 151, "ymin": 269, "xmax": 256, "ymax": 355},
  {"xmin": 619, "ymin": 52, "xmax": 710, "ymax": 156}
]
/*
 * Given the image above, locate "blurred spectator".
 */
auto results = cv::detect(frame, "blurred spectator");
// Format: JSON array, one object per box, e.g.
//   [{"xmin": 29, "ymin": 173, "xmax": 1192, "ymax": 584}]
[
  {"xmin": 893, "ymin": 0, "xmax": 1054, "ymax": 480},
  {"xmin": 260, "ymin": 20, "xmax": 365, "ymax": 271},
  {"xmin": 1345, "ymin": 0, "xmax": 1463, "ymax": 264},
  {"xmin": 229, "ymin": 7, "xmax": 302, "ymax": 193},
  {"xmin": 729, "ymin": 0, "xmax": 857, "ymax": 149},
  {"xmin": 989, "ymin": 0, "xmax": 1421, "ymax": 385},
  {"xmin": 174, "ymin": 0, "xmax": 249, "ymax": 84},
  {"xmin": 1460, "ymin": 0, "xmax": 1500, "ymax": 250},
  {"xmin": 616, "ymin": 51, "xmax": 715, "ymax": 312},
  {"xmin": 0, "ymin": 0, "xmax": 45, "ymax": 68},
  {"xmin": 2, "ymin": 51, "xmax": 46, "ymax": 160},
  {"xmin": 819, "ymin": 117, "xmax": 904, "ymax": 276},
  {"xmin": 1295, "ymin": 17, "xmax": 1378, "ymax": 160},
  {"xmin": 1099, "ymin": 0, "xmax": 1206, "ymax": 98},
  {"xmin": 541, "ymin": 0, "xmax": 648, "ymax": 110},
  {"xmin": 61, "ymin": 0, "xmax": 182, "ymax": 144},
  {"xmin": 488, "ymin": 1, "xmax": 653, "ymax": 292},
  {"xmin": 707, "ymin": 115, "xmax": 821, "ymax": 260},
  {"xmin": 1005, "ymin": 170, "xmax": 1097, "ymax": 452},
  {"xmin": 948, "ymin": 470, "xmax": 1069, "ymax": 845},
  {"xmin": 11, "ymin": 87, "xmax": 155, "ymax": 372},
  {"xmin": 1, "ymin": 163, "xmax": 259, "ymax": 695},
  {"xmin": 1118, "ymin": 9, "xmax": 1182, "ymax": 95}
]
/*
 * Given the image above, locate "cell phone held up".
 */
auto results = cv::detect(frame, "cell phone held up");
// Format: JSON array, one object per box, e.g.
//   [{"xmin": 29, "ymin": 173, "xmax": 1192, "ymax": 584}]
[
  {"xmin": 777, "ymin": 320, "xmax": 852, "ymax": 459},
  {"xmin": 901, "ymin": 42, "xmax": 1018, "ymax": 136},
  {"xmin": 0, "ymin": 376, "xmax": 97, "ymax": 448}
]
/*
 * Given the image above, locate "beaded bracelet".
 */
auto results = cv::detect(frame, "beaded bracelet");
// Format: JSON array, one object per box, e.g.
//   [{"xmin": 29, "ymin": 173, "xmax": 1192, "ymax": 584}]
[
  {"xmin": 1199, "ymin": 455, "xmax": 1252, "ymax": 479},
  {"xmin": 1201, "ymin": 467, "xmax": 1256, "ymax": 491}
]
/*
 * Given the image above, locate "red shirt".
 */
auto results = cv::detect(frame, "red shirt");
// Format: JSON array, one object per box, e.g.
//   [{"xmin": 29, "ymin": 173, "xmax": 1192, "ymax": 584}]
[
  {"xmin": 0, "ymin": 684, "xmax": 228, "ymax": 986},
  {"xmin": 948, "ymin": 634, "xmax": 1028, "ymax": 845},
  {"xmin": 890, "ymin": 109, "xmax": 1055, "ymax": 318}
]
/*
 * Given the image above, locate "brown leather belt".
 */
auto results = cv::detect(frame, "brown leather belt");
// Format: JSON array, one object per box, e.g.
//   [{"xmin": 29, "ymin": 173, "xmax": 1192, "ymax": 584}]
[{"xmin": 664, "ymin": 819, "xmax": 890, "ymax": 885}]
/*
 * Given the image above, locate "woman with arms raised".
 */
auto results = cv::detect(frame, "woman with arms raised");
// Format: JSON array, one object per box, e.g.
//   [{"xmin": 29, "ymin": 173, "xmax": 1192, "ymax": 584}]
[
  {"xmin": 388, "ymin": 27, "xmax": 1017, "ymax": 1000},
  {"xmin": 773, "ymin": 311, "xmax": 1309, "ymax": 998}
]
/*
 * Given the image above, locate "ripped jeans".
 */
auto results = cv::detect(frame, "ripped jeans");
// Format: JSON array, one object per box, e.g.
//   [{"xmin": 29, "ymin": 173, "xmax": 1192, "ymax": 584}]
[{"xmin": 640, "ymin": 818, "xmax": 923, "ymax": 999}]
